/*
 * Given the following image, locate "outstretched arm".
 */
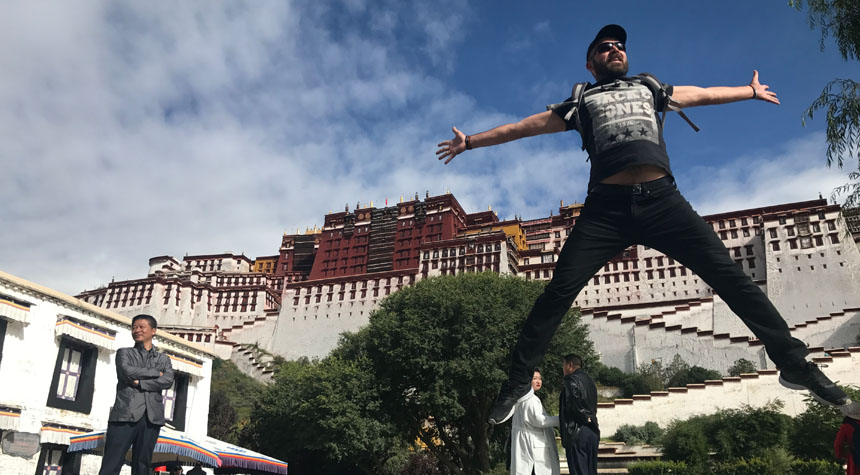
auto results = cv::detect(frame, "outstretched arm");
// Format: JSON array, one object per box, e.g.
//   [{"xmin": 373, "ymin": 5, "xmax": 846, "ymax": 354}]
[
  {"xmin": 436, "ymin": 110, "xmax": 565, "ymax": 164},
  {"xmin": 672, "ymin": 70, "xmax": 779, "ymax": 108}
]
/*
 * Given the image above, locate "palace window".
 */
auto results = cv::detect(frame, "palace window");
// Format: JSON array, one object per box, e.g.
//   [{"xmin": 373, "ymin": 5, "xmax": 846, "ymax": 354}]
[
  {"xmin": 36, "ymin": 444, "xmax": 80, "ymax": 475},
  {"xmin": 162, "ymin": 373, "xmax": 190, "ymax": 431},
  {"xmin": 46, "ymin": 338, "xmax": 98, "ymax": 413}
]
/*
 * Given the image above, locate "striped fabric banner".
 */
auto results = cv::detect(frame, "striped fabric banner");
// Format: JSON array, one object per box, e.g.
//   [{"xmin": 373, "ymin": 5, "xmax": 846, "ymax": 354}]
[
  {"xmin": 41, "ymin": 423, "xmax": 91, "ymax": 445},
  {"xmin": 55, "ymin": 315, "xmax": 117, "ymax": 351},
  {"xmin": 0, "ymin": 295, "xmax": 30, "ymax": 323},
  {"xmin": 165, "ymin": 351, "xmax": 205, "ymax": 378},
  {"xmin": 0, "ymin": 405, "xmax": 22, "ymax": 431}
]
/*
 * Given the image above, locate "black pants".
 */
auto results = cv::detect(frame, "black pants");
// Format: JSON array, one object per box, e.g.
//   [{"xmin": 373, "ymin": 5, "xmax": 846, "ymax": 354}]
[
  {"xmin": 98, "ymin": 417, "xmax": 161, "ymax": 475},
  {"xmin": 509, "ymin": 176, "xmax": 808, "ymax": 384},
  {"xmin": 565, "ymin": 425, "xmax": 599, "ymax": 475}
]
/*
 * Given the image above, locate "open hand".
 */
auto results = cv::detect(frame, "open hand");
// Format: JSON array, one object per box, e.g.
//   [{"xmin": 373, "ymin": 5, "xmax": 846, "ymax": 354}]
[
  {"xmin": 436, "ymin": 126, "xmax": 467, "ymax": 164},
  {"xmin": 750, "ymin": 70, "xmax": 779, "ymax": 105}
]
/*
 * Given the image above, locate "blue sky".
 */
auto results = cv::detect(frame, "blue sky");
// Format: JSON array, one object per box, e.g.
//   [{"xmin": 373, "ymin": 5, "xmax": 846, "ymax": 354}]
[{"xmin": 1, "ymin": 1, "xmax": 858, "ymax": 294}]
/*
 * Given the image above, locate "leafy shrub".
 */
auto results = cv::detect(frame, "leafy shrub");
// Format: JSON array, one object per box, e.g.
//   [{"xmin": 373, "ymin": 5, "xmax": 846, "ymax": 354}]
[
  {"xmin": 790, "ymin": 385, "xmax": 860, "ymax": 461},
  {"xmin": 627, "ymin": 460, "xmax": 692, "ymax": 475},
  {"xmin": 711, "ymin": 449, "xmax": 793, "ymax": 475},
  {"xmin": 707, "ymin": 402, "xmax": 792, "ymax": 460},
  {"xmin": 667, "ymin": 365, "xmax": 722, "ymax": 387},
  {"xmin": 790, "ymin": 459, "xmax": 844, "ymax": 475},
  {"xmin": 727, "ymin": 358, "xmax": 757, "ymax": 377},
  {"xmin": 661, "ymin": 416, "xmax": 710, "ymax": 467},
  {"xmin": 397, "ymin": 452, "xmax": 452, "ymax": 475},
  {"xmin": 612, "ymin": 421, "xmax": 664, "ymax": 445}
]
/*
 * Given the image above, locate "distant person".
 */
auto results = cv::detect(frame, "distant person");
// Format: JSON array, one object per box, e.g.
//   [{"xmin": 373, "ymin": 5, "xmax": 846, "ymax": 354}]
[
  {"xmin": 510, "ymin": 368, "xmax": 560, "ymax": 475},
  {"xmin": 168, "ymin": 465, "xmax": 184, "ymax": 475},
  {"xmin": 559, "ymin": 354, "xmax": 598, "ymax": 475},
  {"xmin": 835, "ymin": 417, "xmax": 860, "ymax": 475},
  {"xmin": 187, "ymin": 462, "xmax": 206, "ymax": 475},
  {"xmin": 99, "ymin": 314, "xmax": 174, "ymax": 475},
  {"xmin": 436, "ymin": 23, "xmax": 858, "ymax": 424}
]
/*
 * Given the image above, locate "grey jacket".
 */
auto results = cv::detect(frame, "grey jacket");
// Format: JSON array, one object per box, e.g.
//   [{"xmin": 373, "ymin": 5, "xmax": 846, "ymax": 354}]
[{"xmin": 108, "ymin": 344, "xmax": 174, "ymax": 425}]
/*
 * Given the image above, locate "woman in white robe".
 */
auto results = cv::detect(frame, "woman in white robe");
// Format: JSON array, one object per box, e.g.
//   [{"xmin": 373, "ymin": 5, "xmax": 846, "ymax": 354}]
[{"xmin": 510, "ymin": 369, "xmax": 561, "ymax": 475}]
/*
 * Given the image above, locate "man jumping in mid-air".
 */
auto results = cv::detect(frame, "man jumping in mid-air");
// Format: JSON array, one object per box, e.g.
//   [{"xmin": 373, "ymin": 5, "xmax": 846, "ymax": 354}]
[{"xmin": 436, "ymin": 24, "xmax": 859, "ymax": 424}]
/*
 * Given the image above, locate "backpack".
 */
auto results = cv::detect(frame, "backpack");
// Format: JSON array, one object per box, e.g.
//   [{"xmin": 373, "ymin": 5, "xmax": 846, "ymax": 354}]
[{"xmin": 547, "ymin": 73, "xmax": 699, "ymax": 151}]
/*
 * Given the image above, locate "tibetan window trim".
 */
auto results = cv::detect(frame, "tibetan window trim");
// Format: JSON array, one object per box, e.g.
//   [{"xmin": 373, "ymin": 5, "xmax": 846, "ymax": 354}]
[
  {"xmin": 164, "ymin": 350, "xmax": 205, "ymax": 378},
  {"xmin": 55, "ymin": 315, "xmax": 117, "ymax": 351},
  {"xmin": 0, "ymin": 294, "xmax": 30, "ymax": 323},
  {"xmin": 0, "ymin": 404, "xmax": 22, "ymax": 431},
  {"xmin": 40, "ymin": 422, "xmax": 91, "ymax": 445}
]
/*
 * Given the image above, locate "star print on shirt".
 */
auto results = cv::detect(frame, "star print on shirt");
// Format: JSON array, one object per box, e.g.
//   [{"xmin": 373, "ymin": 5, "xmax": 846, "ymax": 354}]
[
  {"xmin": 607, "ymin": 134, "xmax": 618, "ymax": 143},
  {"xmin": 622, "ymin": 128, "xmax": 634, "ymax": 138},
  {"xmin": 638, "ymin": 127, "xmax": 649, "ymax": 136}
]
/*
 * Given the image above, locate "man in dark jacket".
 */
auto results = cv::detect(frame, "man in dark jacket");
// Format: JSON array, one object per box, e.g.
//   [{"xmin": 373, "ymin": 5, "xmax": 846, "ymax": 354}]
[
  {"xmin": 99, "ymin": 314, "xmax": 174, "ymax": 475},
  {"xmin": 559, "ymin": 354, "xmax": 598, "ymax": 475}
]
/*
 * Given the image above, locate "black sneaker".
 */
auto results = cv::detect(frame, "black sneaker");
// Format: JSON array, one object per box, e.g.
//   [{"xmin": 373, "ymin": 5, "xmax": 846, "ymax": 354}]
[
  {"xmin": 779, "ymin": 361, "xmax": 847, "ymax": 406},
  {"xmin": 488, "ymin": 380, "xmax": 531, "ymax": 425}
]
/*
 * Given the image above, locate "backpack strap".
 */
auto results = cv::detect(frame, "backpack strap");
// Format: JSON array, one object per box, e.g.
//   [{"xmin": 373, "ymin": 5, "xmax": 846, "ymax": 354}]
[
  {"xmin": 635, "ymin": 73, "xmax": 700, "ymax": 132},
  {"xmin": 547, "ymin": 82, "xmax": 590, "ymax": 150}
]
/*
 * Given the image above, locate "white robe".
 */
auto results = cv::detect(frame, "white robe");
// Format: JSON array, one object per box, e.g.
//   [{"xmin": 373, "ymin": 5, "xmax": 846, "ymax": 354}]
[{"xmin": 510, "ymin": 389, "xmax": 560, "ymax": 475}]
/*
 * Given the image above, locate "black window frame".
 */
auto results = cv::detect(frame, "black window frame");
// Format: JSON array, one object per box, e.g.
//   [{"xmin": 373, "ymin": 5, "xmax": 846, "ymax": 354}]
[
  {"xmin": 45, "ymin": 337, "xmax": 98, "ymax": 414},
  {"xmin": 165, "ymin": 372, "xmax": 191, "ymax": 431},
  {"xmin": 35, "ymin": 443, "xmax": 81, "ymax": 475}
]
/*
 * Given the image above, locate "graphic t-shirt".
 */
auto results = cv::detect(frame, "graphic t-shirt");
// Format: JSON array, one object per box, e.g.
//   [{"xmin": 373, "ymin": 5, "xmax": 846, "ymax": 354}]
[{"xmin": 550, "ymin": 76, "xmax": 674, "ymax": 190}]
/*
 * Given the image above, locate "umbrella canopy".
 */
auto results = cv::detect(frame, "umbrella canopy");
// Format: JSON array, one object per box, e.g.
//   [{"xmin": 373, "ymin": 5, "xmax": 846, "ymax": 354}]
[
  {"xmin": 68, "ymin": 426, "xmax": 222, "ymax": 468},
  {"xmin": 205, "ymin": 436, "xmax": 287, "ymax": 475}
]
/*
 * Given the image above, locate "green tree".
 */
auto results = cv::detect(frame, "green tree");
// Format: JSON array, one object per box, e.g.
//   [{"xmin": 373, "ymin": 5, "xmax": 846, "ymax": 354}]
[
  {"xmin": 243, "ymin": 356, "xmax": 405, "ymax": 475},
  {"xmin": 727, "ymin": 358, "xmax": 757, "ymax": 377},
  {"xmin": 364, "ymin": 272, "xmax": 596, "ymax": 474},
  {"xmin": 790, "ymin": 0, "xmax": 860, "ymax": 205},
  {"xmin": 208, "ymin": 358, "xmax": 265, "ymax": 443},
  {"xmin": 208, "ymin": 388, "xmax": 238, "ymax": 441},
  {"xmin": 789, "ymin": 385, "xmax": 860, "ymax": 461}
]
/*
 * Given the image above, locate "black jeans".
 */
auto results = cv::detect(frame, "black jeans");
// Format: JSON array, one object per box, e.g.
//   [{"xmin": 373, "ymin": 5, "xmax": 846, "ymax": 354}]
[
  {"xmin": 565, "ymin": 425, "xmax": 599, "ymax": 475},
  {"xmin": 509, "ymin": 176, "xmax": 808, "ymax": 384},
  {"xmin": 98, "ymin": 417, "xmax": 161, "ymax": 475}
]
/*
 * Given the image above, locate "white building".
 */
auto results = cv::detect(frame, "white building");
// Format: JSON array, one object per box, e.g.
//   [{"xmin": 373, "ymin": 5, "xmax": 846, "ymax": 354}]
[{"xmin": 0, "ymin": 270, "xmax": 214, "ymax": 475}]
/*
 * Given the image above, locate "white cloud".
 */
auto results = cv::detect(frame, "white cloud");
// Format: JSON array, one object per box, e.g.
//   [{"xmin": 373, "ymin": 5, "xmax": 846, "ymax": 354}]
[
  {"xmin": 678, "ymin": 132, "xmax": 850, "ymax": 215},
  {"xmin": 0, "ymin": 1, "xmax": 851, "ymax": 297}
]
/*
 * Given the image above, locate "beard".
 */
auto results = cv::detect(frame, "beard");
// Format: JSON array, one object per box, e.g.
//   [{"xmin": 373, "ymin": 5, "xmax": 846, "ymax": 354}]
[{"xmin": 591, "ymin": 53, "xmax": 629, "ymax": 81}]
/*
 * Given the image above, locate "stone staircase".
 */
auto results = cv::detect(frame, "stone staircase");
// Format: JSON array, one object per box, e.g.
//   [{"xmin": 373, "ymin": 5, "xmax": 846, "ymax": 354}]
[
  {"xmin": 219, "ymin": 309, "xmax": 279, "ymax": 347},
  {"xmin": 229, "ymin": 343, "xmax": 277, "ymax": 383},
  {"xmin": 596, "ymin": 346, "xmax": 860, "ymax": 437},
  {"xmin": 581, "ymin": 301, "xmax": 860, "ymax": 372}
]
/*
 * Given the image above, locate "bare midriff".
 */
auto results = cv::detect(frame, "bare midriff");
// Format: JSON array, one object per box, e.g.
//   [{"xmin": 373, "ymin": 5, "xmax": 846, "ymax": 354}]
[{"xmin": 600, "ymin": 164, "xmax": 667, "ymax": 185}]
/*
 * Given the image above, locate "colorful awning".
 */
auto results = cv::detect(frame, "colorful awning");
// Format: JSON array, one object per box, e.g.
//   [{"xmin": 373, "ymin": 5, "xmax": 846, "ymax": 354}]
[
  {"xmin": 205, "ymin": 436, "xmax": 288, "ymax": 474},
  {"xmin": 68, "ymin": 426, "xmax": 221, "ymax": 468},
  {"xmin": 55, "ymin": 315, "xmax": 117, "ymax": 351}
]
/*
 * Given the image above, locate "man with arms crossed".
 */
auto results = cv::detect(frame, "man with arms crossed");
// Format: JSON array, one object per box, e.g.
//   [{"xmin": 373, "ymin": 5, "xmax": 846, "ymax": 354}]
[
  {"xmin": 436, "ymin": 24, "xmax": 858, "ymax": 425},
  {"xmin": 99, "ymin": 314, "xmax": 174, "ymax": 475}
]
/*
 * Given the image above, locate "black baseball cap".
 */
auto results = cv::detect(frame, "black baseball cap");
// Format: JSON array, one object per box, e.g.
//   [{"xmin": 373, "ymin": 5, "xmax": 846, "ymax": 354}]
[{"xmin": 586, "ymin": 24, "xmax": 627, "ymax": 61}]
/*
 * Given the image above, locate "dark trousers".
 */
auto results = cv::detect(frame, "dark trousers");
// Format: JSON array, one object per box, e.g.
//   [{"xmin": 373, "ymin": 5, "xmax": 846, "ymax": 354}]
[
  {"xmin": 565, "ymin": 425, "xmax": 599, "ymax": 475},
  {"xmin": 509, "ymin": 177, "xmax": 808, "ymax": 384},
  {"xmin": 98, "ymin": 417, "xmax": 161, "ymax": 475}
]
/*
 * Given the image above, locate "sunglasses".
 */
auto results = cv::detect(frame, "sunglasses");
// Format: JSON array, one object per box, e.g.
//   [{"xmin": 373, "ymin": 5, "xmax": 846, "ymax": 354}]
[{"xmin": 593, "ymin": 41, "xmax": 626, "ymax": 55}]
